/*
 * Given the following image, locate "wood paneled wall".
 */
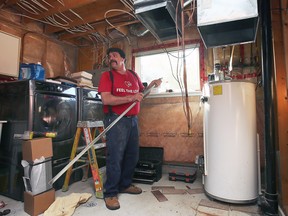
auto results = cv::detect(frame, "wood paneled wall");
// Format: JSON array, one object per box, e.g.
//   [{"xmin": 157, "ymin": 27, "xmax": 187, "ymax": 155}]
[
  {"xmin": 138, "ymin": 96, "xmax": 203, "ymax": 163},
  {"xmin": 1, "ymin": 0, "xmax": 287, "ymax": 213},
  {"xmin": 271, "ymin": 0, "xmax": 288, "ymax": 212},
  {"xmin": 0, "ymin": 9, "xmax": 78, "ymax": 79}
]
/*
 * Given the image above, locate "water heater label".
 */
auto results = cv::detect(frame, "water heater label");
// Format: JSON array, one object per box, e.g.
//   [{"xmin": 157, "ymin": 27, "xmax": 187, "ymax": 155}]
[{"xmin": 213, "ymin": 85, "xmax": 222, "ymax": 95}]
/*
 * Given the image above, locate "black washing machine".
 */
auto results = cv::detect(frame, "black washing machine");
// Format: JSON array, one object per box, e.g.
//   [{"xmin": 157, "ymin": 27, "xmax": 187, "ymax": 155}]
[{"xmin": 0, "ymin": 80, "xmax": 78, "ymax": 200}]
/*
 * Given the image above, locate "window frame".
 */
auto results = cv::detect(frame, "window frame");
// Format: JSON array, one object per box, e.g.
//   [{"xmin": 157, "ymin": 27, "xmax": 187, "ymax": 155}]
[{"xmin": 132, "ymin": 40, "xmax": 205, "ymax": 97}]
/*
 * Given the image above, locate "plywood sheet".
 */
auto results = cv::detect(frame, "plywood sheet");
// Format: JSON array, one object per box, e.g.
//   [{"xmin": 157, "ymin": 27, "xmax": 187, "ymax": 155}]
[
  {"xmin": 22, "ymin": 33, "xmax": 77, "ymax": 79},
  {"xmin": 139, "ymin": 96, "xmax": 204, "ymax": 163}
]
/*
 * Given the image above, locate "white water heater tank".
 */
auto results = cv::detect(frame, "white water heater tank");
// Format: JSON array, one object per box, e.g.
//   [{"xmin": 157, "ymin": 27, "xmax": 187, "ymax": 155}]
[{"xmin": 202, "ymin": 81, "xmax": 258, "ymax": 203}]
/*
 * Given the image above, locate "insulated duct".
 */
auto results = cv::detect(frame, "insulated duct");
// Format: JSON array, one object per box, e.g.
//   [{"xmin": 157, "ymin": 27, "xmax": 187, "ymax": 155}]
[
  {"xmin": 134, "ymin": 0, "xmax": 182, "ymax": 42},
  {"xmin": 197, "ymin": 0, "xmax": 259, "ymax": 48}
]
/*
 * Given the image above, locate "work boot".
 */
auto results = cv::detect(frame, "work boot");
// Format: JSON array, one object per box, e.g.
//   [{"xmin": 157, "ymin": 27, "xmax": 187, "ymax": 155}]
[
  {"xmin": 104, "ymin": 196, "xmax": 120, "ymax": 210},
  {"xmin": 120, "ymin": 185, "xmax": 142, "ymax": 194}
]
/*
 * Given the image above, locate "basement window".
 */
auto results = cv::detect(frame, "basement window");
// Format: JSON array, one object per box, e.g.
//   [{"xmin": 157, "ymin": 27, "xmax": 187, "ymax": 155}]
[{"xmin": 134, "ymin": 44, "xmax": 201, "ymax": 96}]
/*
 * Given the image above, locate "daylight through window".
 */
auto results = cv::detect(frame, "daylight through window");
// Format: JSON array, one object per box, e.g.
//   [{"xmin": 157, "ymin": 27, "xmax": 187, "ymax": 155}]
[{"xmin": 134, "ymin": 45, "xmax": 201, "ymax": 95}]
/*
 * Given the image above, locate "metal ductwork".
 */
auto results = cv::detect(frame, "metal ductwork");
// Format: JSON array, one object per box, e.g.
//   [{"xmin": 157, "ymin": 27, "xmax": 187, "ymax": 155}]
[
  {"xmin": 197, "ymin": 0, "xmax": 259, "ymax": 48},
  {"xmin": 134, "ymin": 0, "xmax": 182, "ymax": 42},
  {"xmin": 129, "ymin": 23, "xmax": 149, "ymax": 37}
]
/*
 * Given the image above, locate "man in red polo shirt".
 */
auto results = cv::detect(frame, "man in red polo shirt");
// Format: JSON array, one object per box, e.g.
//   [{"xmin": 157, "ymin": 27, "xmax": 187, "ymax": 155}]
[{"xmin": 98, "ymin": 47, "xmax": 161, "ymax": 210}]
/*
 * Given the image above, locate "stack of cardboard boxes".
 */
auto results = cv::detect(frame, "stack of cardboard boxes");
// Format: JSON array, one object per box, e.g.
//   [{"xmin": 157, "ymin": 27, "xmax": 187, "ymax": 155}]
[{"xmin": 22, "ymin": 138, "xmax": 55, "ymax": 216}]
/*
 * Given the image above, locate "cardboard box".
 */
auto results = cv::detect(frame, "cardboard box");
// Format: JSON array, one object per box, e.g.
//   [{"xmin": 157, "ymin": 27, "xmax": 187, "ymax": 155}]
[
  {"xmin": 24, "ymin": 189, "xmax": 55, "ymax": 216},
  {"xmin": 22, "ymin": 138, "xmax": 53, "ymax": 162}
]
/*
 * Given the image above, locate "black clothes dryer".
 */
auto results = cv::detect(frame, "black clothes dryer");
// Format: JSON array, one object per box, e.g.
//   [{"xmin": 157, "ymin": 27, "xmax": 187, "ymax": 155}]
[
  {"xmin": 76, "ymin": 87, "xmax": 106, "ymax": 174},
  {"xmin": 77, "ymin": 87, "xmax": 104, "ymax": 123}
]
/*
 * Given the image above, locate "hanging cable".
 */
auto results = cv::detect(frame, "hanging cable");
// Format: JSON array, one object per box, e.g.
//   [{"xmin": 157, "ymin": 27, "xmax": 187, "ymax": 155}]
[
  {"xmin": 186, "ymin": 0, "xmax": 196, "ymax": 26},
  {"xmin": 104, "ymin": 9, "xmax": 135, "ymax": 45},
  {"xmin": 88, "ymin": 34, "xmax": 99, "ymax": 48},
  {"xmin": 63, "ymin": 9, "xmax": 95, "ymax": 34},
  {"xmin": 104, "ymin": 9, "xmax": 136, "ymax": 28},
  {"xmin": 57, "ymin": 0, "xmax": 64, "ymax": 6},
  {"xmin": 174, "ymin": 0, "xmax": 188, "ymax": 122},
  {"xmin": 54, "ymin": 13, "xmax": 71, "ymax": 25},
  {"xmin": 181, "ymin": 0, "xmax": 192, "ymax": 135},
  {"xmin": 120, "ymin": 0, "xmax": 134, "ymax": 11},
  {"xmin": 1, "ymin": 8, "xmax": 52, "ymax": 25},
  {"xmin": 17, "ymin": 1, "xmax": 40, "ymax": 15},
  {"xmin": 31, "ymin": 0, "xmax": 48, "ymax": 11},
  {"xmin": 45, "ymin": 15, "xmax": 69, "ymax": 27},
  {"xmin": 60, "ymin": 12, "xmax": 73, "ymax": 22},
  {"xmin": 41, "ymin": 0, "xmax": 54, "ymax": 8},
  {"xmin": 69, "ymin": 9, "xmax": 84, "ymax": 20}
]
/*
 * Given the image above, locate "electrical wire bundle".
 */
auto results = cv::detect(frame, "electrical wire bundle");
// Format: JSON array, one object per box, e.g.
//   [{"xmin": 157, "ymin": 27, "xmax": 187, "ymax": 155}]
[{"xmin": 15, "ymin": 0, "xmax": 94, "ymax": 35}]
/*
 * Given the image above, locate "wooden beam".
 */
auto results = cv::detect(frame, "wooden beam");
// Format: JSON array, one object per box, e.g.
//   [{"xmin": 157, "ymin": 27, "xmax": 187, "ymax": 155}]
[
  {"xmin": 59, "ymin": 13, "xmax": 140, "ymax": 40},
  {"xmin": 58, "ymin": 18, "xmax": 138, "ymax": 44},
  {"xmin": 109, "ymin": 25, "xmax": 129, "ymax": 37},
  {"xmin": 44, "ymin": 1, "xmax": 129, "ymax": 34},
  {"xmin": 0, "ymin": 0, "xmax": 18, "ymax": 7},
  {"xmin": 58, "ymin": 21, "xmax": 107, "ymax": 41},
  {"xmin": 270, "ymin": 0, "xmax": 288, "ymax": 212},
  {"xmin": 107, "ymin": 20, "xmax": 139, "ymax": 30},
  {"xmin": 21, "ymin": 0, "xmax": 102, "ymax": 24}
]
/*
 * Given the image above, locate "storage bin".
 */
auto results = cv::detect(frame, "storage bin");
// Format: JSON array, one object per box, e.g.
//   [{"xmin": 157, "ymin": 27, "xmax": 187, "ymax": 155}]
[{"xmin": 19, "ymin": 63, "xmax": 45, "ymax": 80}]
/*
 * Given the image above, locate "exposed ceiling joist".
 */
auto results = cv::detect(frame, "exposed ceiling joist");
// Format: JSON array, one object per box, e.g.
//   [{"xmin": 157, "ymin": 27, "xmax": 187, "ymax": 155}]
[
  {"xmin": 0, "ymin": 0, "xmax": 197, "ymax": 46},
  {"xmin": 44, "ymin": 2, "xmax": 130, "ymax": 34},
  {"xmin": 21, "ymin": 0, "xmax": 101, "ymax": 24}
]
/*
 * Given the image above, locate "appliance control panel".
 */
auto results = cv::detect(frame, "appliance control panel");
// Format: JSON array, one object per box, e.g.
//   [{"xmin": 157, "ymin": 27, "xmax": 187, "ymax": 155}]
[{"xmin": 33, "ymin": 80, "xmax": 76, "ymax": 96}]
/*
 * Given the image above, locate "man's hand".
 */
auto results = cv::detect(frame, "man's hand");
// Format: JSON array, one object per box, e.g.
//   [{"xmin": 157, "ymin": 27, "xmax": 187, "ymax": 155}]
[
  {"xmin": 132, "ymin": 92, "xmax": 144, "ymax": 102},
  {"xmin": 151, "ymin": 78, "xmax": 162, "ymax": 88}
]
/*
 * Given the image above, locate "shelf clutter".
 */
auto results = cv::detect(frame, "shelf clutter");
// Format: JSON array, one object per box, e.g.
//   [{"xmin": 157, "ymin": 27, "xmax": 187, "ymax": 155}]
[
  {"xmin": 51, "ymin": 71, "xmax": 95, "ymax": 88},
  {"xmin": 71, "ymin": 71, "xmax": 93, "ymax": 88}
]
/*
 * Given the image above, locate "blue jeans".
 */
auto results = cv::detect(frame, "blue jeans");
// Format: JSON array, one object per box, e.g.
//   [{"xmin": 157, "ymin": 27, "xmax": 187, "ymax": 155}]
[{"xmin": 103, "ymin": 114, "xmax": 139, "ymax": 198}]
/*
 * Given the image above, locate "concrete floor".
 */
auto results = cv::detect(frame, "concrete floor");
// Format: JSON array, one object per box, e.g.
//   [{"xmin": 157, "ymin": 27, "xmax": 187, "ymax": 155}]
[{"xmin": 0, "ymin": 165, "xmax": 262, "ymax": 216}]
